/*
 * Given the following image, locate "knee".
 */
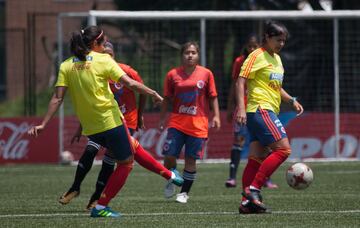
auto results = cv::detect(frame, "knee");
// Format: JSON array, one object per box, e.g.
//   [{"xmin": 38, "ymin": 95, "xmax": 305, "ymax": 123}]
[{"xmin": 279, "ymin": 148, "xmax": 291, "ymax": 157}]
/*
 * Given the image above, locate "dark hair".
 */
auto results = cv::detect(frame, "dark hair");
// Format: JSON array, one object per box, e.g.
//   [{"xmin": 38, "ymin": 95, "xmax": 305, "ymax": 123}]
[
  {"xmin": 263, "ymin": 21, "xmax": 289, "ymax": 43},
  {"xmin": 181, "ymin": 41, "xmax": 200, "ymax": 55},
  {"xmin": 70, "ymin": 26, "xmax": 105, "ymax": 61}
]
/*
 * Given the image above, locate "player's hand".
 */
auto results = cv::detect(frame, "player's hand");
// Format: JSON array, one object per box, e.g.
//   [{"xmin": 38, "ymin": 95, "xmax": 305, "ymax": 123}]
[
  {"xmin": 211, "ymin": 116, "xmax": 221, "ymax": 130},
  {"xmin": 158, "ymin": 119, "xmax": 165, "ymax": 131},
  {"xmin": 293, "ymin": 101, "xmax": 304, "ymax": 116},
  {"xmin": 152, "ymin": 92, "xmax": 163, "ymax": 106},
  {"xmin": 27, "ymin": 124, "xmax": 45, "ymax": 138},
  {"xmin": 137, "ymin": 116, "xmax": 146, "ymax": 130},
  {"xmin": 235, "ymin": 108, "xmax": 247, "ymax": 125},
  {"xmin": 70, "ymin": 132, "xmax": 82, "ymax": 144}
]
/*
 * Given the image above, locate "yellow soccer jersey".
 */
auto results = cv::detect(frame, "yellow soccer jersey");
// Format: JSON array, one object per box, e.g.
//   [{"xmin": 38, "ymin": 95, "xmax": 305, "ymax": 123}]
[
  {"xmin": 240, "ymin": 48, "xmax": 284, "ymax": 114},
  {"xmin": 55, "ymin": 51, "xmax": 126, "ymax": 136}
]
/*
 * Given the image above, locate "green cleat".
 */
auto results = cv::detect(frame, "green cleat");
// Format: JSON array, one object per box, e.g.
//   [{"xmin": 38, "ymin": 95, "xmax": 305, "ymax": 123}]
[{"xmin": 90, "ymin": 207, "xmax": 121, "ymax": 218}]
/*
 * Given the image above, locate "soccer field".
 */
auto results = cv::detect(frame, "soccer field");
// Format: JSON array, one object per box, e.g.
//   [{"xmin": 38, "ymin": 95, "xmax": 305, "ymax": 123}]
[{"xmin": 1, "ymin": 161, "xmax": 359, "ymax": 227}]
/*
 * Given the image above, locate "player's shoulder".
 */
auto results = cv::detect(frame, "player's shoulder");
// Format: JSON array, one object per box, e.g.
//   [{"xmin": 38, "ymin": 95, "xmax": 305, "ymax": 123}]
[
  {"xmin": 167, "ymin": 67, "xmax": 181, "ymax": 77},
  {"xmin": 196, "ymin": 65, "xmax": 213, "ymax": 75},
  {"xmin": 248, "ymin": 48, "xmax": 266, "ymax": 59},
  {"xmin": 235, "ymin": 55, "xmax": 246, "ymax": 63}
]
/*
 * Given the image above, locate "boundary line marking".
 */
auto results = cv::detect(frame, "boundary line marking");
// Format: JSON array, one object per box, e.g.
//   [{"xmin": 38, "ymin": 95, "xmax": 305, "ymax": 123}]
[{"xmin": 1, "ymin": 210, "xmax": 360, "ymax": 218}]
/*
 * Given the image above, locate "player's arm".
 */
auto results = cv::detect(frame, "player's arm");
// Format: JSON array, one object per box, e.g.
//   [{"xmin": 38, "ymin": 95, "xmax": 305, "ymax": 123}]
[
  {"xmin": 71, "ymin": 124, "xmax": 83, "ymax": 144},
  {"xmin": 119, "ymin": 74, "xmax": 163, "ymax": 105},
  {"xmin": 234, "ymin": 77, "xmax": 247, "ymax": 125},
  {"xmin": 280, "ymin": 88, "xmax": 304, "ymax": 116},
  {"xmin": 28, "ymin": 86, "xmax": 67, "ymax": 137},
  {"xmin": 159, "ymin": 97, "xmax": 171, "ymax": 130},
  {"xmin": 210, "ymin": 96, "xmax": 221, "ymax": 130},
  {"xmin": 137, "ymin": 94, "xmax": 147, "ymax": 130}
]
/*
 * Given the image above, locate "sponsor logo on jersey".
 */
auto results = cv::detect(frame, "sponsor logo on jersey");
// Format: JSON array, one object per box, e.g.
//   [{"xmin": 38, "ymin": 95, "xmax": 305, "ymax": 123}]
[
  {"xmin": 269, "ymin": 73, "xmax": 283, "ymax": 82},
  {"xmin": 179, "ymin": 105, "xmax": 197, "ymax": 115},
  {"xmin": 177, "ymin": 90, "xmax": 199, "ymax": 103}
]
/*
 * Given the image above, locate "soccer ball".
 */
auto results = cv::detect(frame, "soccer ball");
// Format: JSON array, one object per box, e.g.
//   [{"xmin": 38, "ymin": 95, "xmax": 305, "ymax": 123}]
[
  {"xmin": 286, "ymin": 163, "xmax": 313, "ymax": 190},
  {"xmin": 60, "ymin": 151, "xmax": 74, "ymax": 165}
]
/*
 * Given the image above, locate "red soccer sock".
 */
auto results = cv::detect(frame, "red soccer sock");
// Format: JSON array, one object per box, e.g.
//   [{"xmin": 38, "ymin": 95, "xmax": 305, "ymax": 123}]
[
  {"xmin": 134, "ymin": 141, "xmax": 172, "ymax": 180},
  {"xmin": 242, "ymin": 157, "xmax": 263, "ymax": 191},
  {"xmin": 97, "ymin": 162, "xmax": 133, "ymax": 206},
  {"xmin": 241, "ymin": 157, "xmax": 262, "ymax": 201},
  {"xmin": 251, "ymin": 149, "xmax": 289, "ymax": 190}
]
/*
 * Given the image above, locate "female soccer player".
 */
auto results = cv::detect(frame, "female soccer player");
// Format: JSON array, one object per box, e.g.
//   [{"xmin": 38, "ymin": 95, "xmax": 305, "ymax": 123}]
[
  {"xmin": 235, "ymin": 21, "xmax": 303, "ymax": 213},
  {"xmin": 225, "ymin": 34, "xmax": 278, "ymax": 189},
  {"xmin": 160, "ymin": 41, "xmax": 221, "ymax": 203},
  {"xmin": 59, "ymin": 42, "xmax": 183, "ymax": 211},
  {"xmin": 28, "ymin": 26, "xmax": 165, "ymax": 218}
]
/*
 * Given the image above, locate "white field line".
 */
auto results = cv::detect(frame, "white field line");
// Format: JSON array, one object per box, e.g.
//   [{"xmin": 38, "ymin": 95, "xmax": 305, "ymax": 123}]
[{"xmin": 1, "ymin": 210, "xmax": 360, "ymax": 218}]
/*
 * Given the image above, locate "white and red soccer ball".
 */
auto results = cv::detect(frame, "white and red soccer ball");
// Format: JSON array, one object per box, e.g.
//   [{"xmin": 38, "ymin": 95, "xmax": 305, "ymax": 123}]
[{"xmin": 286, "ymin": 163, "xmax": 314, "ymax": 190}]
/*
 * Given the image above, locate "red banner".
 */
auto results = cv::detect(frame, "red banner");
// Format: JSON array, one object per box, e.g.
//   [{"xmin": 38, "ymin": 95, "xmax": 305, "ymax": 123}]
[
  {"xmin": 0, "ymin": 118, "xmax": 59, "ymax": 164},
  {"xmin": 1, "ymin": 112, "xmax": 359, "ymax": 164}
]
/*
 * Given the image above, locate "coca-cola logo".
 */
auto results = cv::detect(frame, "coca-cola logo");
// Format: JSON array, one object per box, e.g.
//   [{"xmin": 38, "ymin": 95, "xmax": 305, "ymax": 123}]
[
  {"xmin": 132, "ymin": 128, "xmax": 168, "ymax": 157},
  {"xmin": 0, "ymin": 122, "xmax": 31, "ymax": 160}
]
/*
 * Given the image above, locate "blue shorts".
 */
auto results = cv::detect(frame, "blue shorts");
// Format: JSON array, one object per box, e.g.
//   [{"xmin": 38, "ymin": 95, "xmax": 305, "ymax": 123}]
[
  {"xmin": 88, "ymin": 125, "xmax": 133, "ymax": 161},
  {"xmin": 247, "ymin": 107, "xmax": 287, "ymax": 146},
  {"xmin": 234, "ymin": 122, "xmax": 249, "ymax": 137},
  {"xmin": 162, "ymin": 128, "xmax": 206, "ymax": 160}
]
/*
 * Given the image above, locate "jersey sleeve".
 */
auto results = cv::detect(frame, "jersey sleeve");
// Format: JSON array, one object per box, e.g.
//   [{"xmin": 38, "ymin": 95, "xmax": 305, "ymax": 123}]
[
  {"xmin": 55, "ymin": 63, "xmax": 68, "ymax": 87},
  {"xmin": 240, "ymin": 52, "xmax": 265, "ymax": 79},
  {"xmin": 105, "ymin": 56, "xmax": 126, "ymax": 82},
  {"xmin": 207, "ymin": 71, "xmax": 218, "ymax": 97},
  {"xmin": 163, "ymin": 72, "xmax": 174, "ymax": 97}
]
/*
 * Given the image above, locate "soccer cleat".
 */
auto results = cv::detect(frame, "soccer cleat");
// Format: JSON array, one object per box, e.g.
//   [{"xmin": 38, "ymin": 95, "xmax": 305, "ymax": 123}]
[
  {"xmin": 170, "ymin": 169, "xmax": 184, "ymax": 187},
  {"xmin": 164, "ymin": 181, "xmax": 176, "ymax": 198},
  {"xmin": 264, "ymin": 179, "xmax": 279, "ymax": 189},
  {"xmin": 225, "ymin": 179, "xmax": 236, "ymax": 188},
  {"xmin": 175, "ymin": 192, "xmax": 189, "ymax": 203},
  {"xmin": 86, "ymin": 199, "xmax": 98, "ymax": 211},
  {"xmin": 239, "ymin": 200, "xmax": 255, "ymax": 214},
  {"xmin": 90, "ymin": 207, "xmax": 121, "ymax": 218},
  {"xmin": 58, "ymin": 190, "xmax": 80, "ymax": 205},
  {"xmin": 242, "ymin": 187, "xmax": 267, "ymax": 213}
]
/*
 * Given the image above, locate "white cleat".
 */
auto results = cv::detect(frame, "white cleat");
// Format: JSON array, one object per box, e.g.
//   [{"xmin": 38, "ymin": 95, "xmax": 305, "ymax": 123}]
[
  {"xmin": 164, "ymin": 181, "xmax": 175, "ymax": 198},
  {"xmin": 175, "ymin": 192, "xmax": 189, "ymax": 203}
]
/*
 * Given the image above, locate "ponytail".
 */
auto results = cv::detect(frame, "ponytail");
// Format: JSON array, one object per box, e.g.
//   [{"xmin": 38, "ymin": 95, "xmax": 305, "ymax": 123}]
[
  {"xmin": 69, "ymin": 26, "xmax": 105, "ymax": 61},
  {"xmin": 70, "ymin": 30, "xmax": 89, "ymax": 61}
]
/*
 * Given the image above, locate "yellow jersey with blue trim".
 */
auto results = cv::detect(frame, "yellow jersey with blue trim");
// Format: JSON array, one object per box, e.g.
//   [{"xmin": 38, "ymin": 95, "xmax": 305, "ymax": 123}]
[
  {"xmin": 55, "ymin": 51, "xmax": 126, "ymax": 136},
  {"xmin": 239, "ymin": 48, "xmax": 284, "ymax": 114}
]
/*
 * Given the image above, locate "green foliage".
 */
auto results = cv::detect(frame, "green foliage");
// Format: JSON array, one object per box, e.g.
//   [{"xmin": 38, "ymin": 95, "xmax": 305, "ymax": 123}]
[
  {"xmin": 0, "ymin": 88, "xmax": 75, "ymax": 117},
  {"xmin": 0, "ymin": 162, "xmax": 359, "ymax": 227}
]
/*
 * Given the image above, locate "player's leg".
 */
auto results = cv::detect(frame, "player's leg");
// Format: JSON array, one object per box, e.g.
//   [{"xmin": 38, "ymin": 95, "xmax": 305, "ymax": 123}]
[
  {"xmin": 225, "ymin": 123, "xmax": 247, "ymax": 188},
  {"xmin": 176, "ymin": 135, "xmax": 206, "ymax": 203},
  {"xmin": 59, "ymin": 140, "xmax": 100, "ymax": 205},
  {"xmin": 242, "ymin": 108, "xmax": 290, "ymax": 213},
  {"xmin": 162, "ymin": 128, "xmax": 185, "ymax": 198},
  {"xmin": 89, "ymin": 125, "xmax": 134, "ymax": 218},
  {"xmin": 132, "ymin": 137, "xmax": 183, "ymax": 186},
  {"xmin": 86, "ymin": 151, "xmax": 115, "ymax": 210}
]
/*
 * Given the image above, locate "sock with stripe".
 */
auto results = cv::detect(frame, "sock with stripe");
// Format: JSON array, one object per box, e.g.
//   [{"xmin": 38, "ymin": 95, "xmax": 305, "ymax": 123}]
[
  {"xmin": 229, "ymin": 144, "xmax": 242, "ymax": 179},
  {"xmin": 180, "ymin": 170, "xmax": 196, "ymax": 194},
  {"xmin": 97, "ymin": 162, "xmax": 133, "ymax": 207},
  {"xmin": 251, "ymin": 149, "xmax": 289, "ymax": 189},
  {"xmin": 91, "ymin": 154, "xmax": 115, "ymax": 201},
  {"xmin": 133, "ymin": 139, "xmax": 172, "ymax": 180},
  {"xmin": 70, "ymin": 145, "xmax": 99, "ymax": 191}
]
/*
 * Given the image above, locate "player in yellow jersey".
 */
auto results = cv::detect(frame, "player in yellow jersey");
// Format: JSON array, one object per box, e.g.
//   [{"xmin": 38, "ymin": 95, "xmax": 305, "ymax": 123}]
[
  {"xmin": 28, "ymin": 26, "xmax": 163, "ymax": 218},
  {"xmin": 234, "ymin": 21, "xmax": 304, "ymax": 213}
]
